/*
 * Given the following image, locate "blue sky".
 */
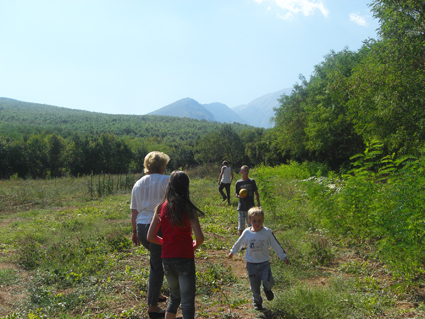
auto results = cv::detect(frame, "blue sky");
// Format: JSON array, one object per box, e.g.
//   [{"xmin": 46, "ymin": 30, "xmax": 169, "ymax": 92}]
[{"xmin": 0, "ymin": 0, "xmax": 379, "ymax": 115}]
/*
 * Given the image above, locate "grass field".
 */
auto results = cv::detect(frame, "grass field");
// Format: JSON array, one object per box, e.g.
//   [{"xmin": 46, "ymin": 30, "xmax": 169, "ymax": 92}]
[{"xmin": 0, "ymin": 164, "xmax": 424, "ymax": 318}]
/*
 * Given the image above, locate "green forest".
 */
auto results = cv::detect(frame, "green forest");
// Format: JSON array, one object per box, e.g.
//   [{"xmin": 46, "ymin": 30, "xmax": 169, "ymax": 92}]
[{"xmin": 1, "ymin": 0, "xmax": 424, "ymax": 179}]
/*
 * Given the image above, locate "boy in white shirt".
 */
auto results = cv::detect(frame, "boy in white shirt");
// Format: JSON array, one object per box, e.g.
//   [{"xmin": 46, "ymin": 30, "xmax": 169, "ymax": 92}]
[
  {"xmin": 218, "ymin": 161, "xmax": 233, "ymax": 205},
  {"xmin": 228, "ymin": 207, "xmax": 290, "ymax": 311}
]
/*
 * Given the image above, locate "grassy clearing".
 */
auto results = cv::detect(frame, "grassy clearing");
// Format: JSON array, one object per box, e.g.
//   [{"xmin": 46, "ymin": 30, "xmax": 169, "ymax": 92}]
[{"xmin": 0, "ymin": 164, "xmax": 424, "ymax": 318}]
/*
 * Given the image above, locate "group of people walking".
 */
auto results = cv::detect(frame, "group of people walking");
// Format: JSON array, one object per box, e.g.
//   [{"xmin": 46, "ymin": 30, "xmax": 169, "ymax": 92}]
[{"xmin": 130, "ymin": 154, "xmax": 289, "ymax": 319}]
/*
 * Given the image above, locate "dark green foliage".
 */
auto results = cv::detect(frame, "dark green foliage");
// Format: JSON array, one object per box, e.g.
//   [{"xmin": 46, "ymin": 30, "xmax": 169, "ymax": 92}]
[
  {"xmin": 359, "ymin": 0, "xmax": 425, "ymax": 156},
  {"xmin": 195, "ymin": 124, "xmax": 245, "ymax": 165},
  {"xmin": 272, "ymin": 77, "xmax": 310, "ymax": 162},
  {"xmin": 273, "ymin": 49, "xmax": 368, "ymax": 170}
]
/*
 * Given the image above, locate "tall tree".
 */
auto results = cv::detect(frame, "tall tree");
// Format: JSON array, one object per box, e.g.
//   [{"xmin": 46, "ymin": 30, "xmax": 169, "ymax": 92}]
[
  {"xmin": 26, "ymin": 134, "xmax": 48, "ymax": 178},
  {"xmin": 46, "ymin": 134, "xmax": 65, "ymax": 177},
  {"xmin": 349, "ymin": 1, "xmax": 425, "ymax": 155},
  {"xmin": 304, "ymin": 49, "xmax": 365, "ymax": 169},
  {"xmin": 0, "ymin": 138, "xmax": 10, "ymax": 179},
  {"xmin": 272, "ymin": 77, "xmax": 310, "ymax": 162},
  {"xmin": 195, "ymin": 124, "xmax": 244, "ymax": 165}
]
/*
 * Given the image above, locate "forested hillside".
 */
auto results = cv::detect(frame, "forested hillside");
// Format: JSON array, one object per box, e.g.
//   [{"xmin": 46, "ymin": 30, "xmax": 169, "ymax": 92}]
[
  {"xmin": 0, "ymin": 97, "xmax": 249, "ymax": 141},
  {"xmin": 0, "ymin": 97, "xmax": 269, "ymax": 179}
]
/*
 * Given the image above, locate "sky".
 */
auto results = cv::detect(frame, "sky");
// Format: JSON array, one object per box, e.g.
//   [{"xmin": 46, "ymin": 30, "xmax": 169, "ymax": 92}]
[{"xmin": 0, "ymin": 0, "xmax": 380, "ymax": 115}]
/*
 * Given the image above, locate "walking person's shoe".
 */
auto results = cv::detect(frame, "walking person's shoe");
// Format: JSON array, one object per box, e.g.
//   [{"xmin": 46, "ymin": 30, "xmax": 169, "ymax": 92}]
[
  {"xmin": 148, "ymin": 309, "xmax": 165, "ymax": 319},
  {"xmin": 254, "ymin": 303, "xmax": 263, "ymax": 311},
  {"xmin": 264, "ymin": 289, "xmax": 274, "ymax": 301},
  {"xmin": 148, "ymin": 307, "xmax": 165, "ymax": 319},
  {"xmin": 222, "ymin": 196, "xmax": 227, "ymax": 202}
]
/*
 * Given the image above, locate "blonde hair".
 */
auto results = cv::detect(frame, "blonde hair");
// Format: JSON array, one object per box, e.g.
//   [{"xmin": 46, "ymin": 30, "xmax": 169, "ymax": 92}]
[
  {"xmin": 144, "ymin": 151, "xmax": 170, "ymax": 174},
  {"xmin": 248, "ymin": 207, "xmax": 264, "ymax": 220}
]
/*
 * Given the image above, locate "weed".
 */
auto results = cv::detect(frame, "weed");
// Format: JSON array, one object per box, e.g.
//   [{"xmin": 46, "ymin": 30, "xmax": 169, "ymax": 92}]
[
  {"xmin": 308, "ymin": 235, "xmax": 335, "ymax": 266},
  {"xmin": 129, "ymin": 266, "xmax": 150, "ymax": 293},
  {"xmin": 197, "ymin": 262, "xmax": 236, "ymax": 294},
  {"xmin": 104, "ymin": 229, "xmax": 132, "ymax": 252},
  {"xmin": 339, "ymin": 260, "xmax": 370, "ymax": 275},
  {"xmin": 16, "ymin": 235, "xmax": 43, "ymax": 270},
  {"xmin": 0, "ymin": 268, "xmax": 17, "ymax": 286}
]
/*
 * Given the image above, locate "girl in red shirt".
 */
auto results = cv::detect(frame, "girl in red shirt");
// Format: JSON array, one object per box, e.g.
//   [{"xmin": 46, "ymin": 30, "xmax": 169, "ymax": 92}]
[{"xmin": 148, "ymin": 171, "xmax": 204, "ymax": 319}]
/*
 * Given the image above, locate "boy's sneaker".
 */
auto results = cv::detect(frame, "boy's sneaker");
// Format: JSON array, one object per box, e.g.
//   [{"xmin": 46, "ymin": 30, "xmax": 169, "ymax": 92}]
[
  {"xmin": 254, "ymin": 304, "xmax": 263, "ymax": 311},
  {"xmin": 264, "ymin": 289, "xmax": 274, "ymax": 301}
]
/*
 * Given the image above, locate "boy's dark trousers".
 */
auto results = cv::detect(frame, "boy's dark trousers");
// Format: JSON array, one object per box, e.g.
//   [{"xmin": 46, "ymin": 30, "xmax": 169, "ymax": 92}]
[
  {"xmin": 218, "ymin": 182, "xmax": 231, "ymax": 204},
  {"xmin": 246, "ymin": 261, "xmax": 275, "ymax": 307}
]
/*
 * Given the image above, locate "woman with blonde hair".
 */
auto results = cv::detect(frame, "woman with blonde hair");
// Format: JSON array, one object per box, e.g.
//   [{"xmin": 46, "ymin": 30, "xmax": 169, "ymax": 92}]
[{"xmin": 130, "ymin": 151, "xmax": 170, "ymax": 318}]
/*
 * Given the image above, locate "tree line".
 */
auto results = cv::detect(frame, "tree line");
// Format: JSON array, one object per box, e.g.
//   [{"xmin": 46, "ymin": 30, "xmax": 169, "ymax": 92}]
[{"xmin": 0, "ymin": 124, "xmax": 272, "ymax": 179}]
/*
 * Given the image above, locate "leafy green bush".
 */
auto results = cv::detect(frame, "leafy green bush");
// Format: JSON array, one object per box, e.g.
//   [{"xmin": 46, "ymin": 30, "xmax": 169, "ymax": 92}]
[{"xmin": 306, "ymin": 141, "xmax": 425, "ymax": 279}]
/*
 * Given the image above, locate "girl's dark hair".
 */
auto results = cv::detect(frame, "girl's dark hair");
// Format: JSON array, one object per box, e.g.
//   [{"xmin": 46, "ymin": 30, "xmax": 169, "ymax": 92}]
[{"xmin": 155, "ymin": 171, "xmax": 205, "ymax": 227}]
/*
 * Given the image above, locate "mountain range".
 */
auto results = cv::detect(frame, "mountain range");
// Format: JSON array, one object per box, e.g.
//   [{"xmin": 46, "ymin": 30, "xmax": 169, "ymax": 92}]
[{"xmin": 148, "ymin": 88, "xmax": 292, "ymax": 128}]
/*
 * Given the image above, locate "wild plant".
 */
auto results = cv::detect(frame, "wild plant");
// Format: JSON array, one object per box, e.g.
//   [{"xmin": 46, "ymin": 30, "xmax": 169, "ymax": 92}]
[{"xmin": 306, "ymin": 140, "xmax": 425, "ymax": 280}]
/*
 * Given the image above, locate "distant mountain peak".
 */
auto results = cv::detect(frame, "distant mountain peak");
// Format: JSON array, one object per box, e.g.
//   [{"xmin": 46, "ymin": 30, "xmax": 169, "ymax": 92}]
[
  {"xmin": 203, "ymin": 102, "xmax": 246, "ymax": 124},
  {"xmin": 232, "ymin": 88, "xmax": 292, "ymax": 128},
  {"xmin": 147, "ymin": 88, "xmax": 292, "ymax": 128},
  {"xmin": 148, "ymin": 98, "xmax": 215, "ymax": 121}
]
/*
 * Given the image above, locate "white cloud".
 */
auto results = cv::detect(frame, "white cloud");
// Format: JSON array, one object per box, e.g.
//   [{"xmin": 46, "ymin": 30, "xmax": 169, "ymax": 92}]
[
  {"xmin": 349, "ymin": 13, "xmax": 368, "ymax": 27},
  {"xmin": 255, "ymin": 0, "xmax": 329, "ymax": 20}
]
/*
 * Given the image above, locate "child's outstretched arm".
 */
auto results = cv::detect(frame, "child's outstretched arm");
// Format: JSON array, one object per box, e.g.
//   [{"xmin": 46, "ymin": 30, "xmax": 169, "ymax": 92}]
[
  {"xmin": 228, "ymin": 231, "xmax": 246, "ymax": 259},
  {"xmin": 269, "ymin": 229, "xmax": 289, "ymax": 263},
  {"xmin": 191, "ymin": 214, "xmax": 204, "ymax": 250},
  {"xmin": 147, "ymin": 211, "xmax": 163, "ymax": 245}
]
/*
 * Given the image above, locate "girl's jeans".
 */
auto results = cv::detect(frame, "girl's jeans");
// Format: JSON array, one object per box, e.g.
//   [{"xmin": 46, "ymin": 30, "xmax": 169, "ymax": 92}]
[
  {"xmin": 162, "ymin": 258, "xmax": 196, "ymax": 318},
  {"xmin": 246, "ymin": 261, "xmax": 275, "ymax": 306}
]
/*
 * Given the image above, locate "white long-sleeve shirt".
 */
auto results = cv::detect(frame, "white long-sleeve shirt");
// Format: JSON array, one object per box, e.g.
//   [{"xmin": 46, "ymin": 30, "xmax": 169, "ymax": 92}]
[{"xmin": 230, "ymin": 226, "xmax": 287, "ymax": 263}]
